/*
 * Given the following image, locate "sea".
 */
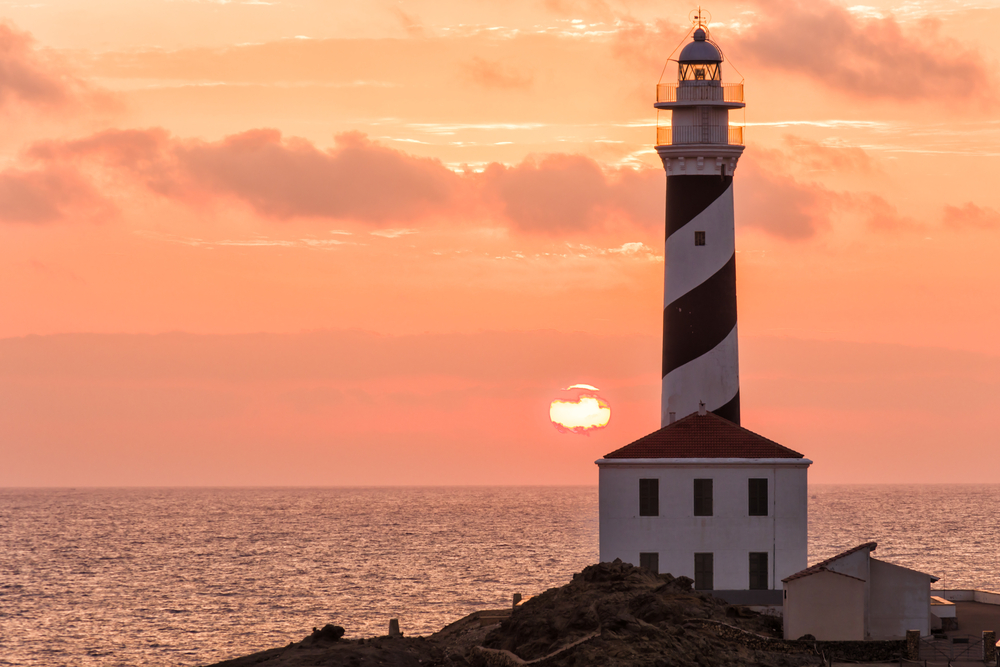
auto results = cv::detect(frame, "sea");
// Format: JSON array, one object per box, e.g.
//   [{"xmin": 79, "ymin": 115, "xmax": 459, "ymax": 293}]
[{"xmin": 1, "ymin": 485, "xmax": 999, "ymax": 667}]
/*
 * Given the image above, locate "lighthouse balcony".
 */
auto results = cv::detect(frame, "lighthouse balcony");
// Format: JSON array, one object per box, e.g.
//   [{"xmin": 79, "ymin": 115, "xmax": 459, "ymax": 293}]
[
  {"xmin": 655, "ymin": 83, "xmax": 745, "ymax": 109},
  {"xmin": 657, "ymin": 125, "xmax": 744, "ymax": 147}
]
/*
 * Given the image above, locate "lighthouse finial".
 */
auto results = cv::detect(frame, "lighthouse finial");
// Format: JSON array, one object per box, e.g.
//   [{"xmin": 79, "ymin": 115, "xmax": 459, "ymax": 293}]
[{"xmin": 690, "ymin": 6, "xmax": 712, "ymax": 32}]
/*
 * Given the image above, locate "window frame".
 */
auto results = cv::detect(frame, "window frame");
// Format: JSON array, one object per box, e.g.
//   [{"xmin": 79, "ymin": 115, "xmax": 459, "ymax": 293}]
[
  {"xmin": 694, "ymin": 552, "xmax": 714, "ymax": 590},
  {"xmin": 639, "ymin": 552, "xmax": 659, "ymax": 574},
  {"xmin": 694, "ymin": 231, "xmax": 706, "ymax": 246},
  {"xmin": 639, "ymin": 478, "xmax": 659, "ymax": 517},
  {"xmin": 693, "ymin": 478, "xmax": 713, "ymax": 516},
  {"xmin": 749, "ymin": 552, "xmax": 769, "ymax": 590},
  {"xmin": 748, "ymin": 478, "xmax": 769, "ymax": 516}
]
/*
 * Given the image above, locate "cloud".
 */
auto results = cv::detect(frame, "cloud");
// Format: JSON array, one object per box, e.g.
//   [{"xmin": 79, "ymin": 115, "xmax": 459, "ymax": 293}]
[
  {"xmin": 390, "ymin": 7, "xmax": 426, "ymax": 38},
  {"xmin": 854, "ymin": 192, "xmax": 917, "ymax": 233},
  {"xmin": 942, "ymin": 202, "xmax": 1000, "ymax": 230},
  {"xmin": 736, "ymin": 155, "xmax": 838, "ymax": 240},
  {"xmin": 23, "ymin": 129, "xmax": 464, "ymax": 224},
  {"xmin": 3, "ymin": 125, "xmax": 924, "ymax": 239},
  {"xmin": 0, "ymin": 164, "xmax": 106, "ymax": 224},
  {"xmin": 781, "ymin": 135, "xmax": 879, "ymax": 174},
  {"xmin": 0, "ymin": 21, "xmax": 101, "ymax": 112},
  {"xmin": 463, "ymin": 57, "xmax": 533, "ymax": 90},
  {"xmin": 733, "ymin": 0, "xmax": 994, "ymax": 102},
  {"xmin": 736, "ymin": 146, "xmax": 912, "ymax": 239},
  {"xmin": 480, "ymin": 154, "xmax": 661, "ymax": 232},
  {"xmin": 6, "ymin": 128, "xmax": 665, "ymax": 232}
]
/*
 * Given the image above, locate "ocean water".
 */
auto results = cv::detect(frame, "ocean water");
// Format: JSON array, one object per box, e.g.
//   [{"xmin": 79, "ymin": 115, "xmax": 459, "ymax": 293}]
[{"xmin": 1, "ymin": 484, "xmax": 998, "ymax": 667}]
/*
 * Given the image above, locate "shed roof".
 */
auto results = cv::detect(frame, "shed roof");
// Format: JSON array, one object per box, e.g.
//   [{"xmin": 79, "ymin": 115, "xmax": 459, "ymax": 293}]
[
  {"xmin": 782, "ymin": 542, "xmax": 878, "ymax": 583},
  {"xmin": 602, "ymin": 411, "xmax": 805, "ymax": 459}
]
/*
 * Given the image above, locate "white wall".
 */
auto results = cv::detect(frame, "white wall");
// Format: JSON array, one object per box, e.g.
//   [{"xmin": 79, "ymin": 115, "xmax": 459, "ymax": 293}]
[
  {"xmin": 598, "ymin": 458, "xmax": 809, "ymax": 590},
  {"xmin": 784, "ymin": 570, "xmax": 865, "ymax": 641},
  {"xmin": 869, "ymin": 559, "xmax": 932, "ymax": 639},
  {"xmin": 933, "ymin": 589, "xmax": 1000, "ymax": 605}
]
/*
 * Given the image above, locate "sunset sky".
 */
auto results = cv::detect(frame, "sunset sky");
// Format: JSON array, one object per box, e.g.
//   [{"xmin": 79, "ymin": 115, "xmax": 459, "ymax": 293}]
[{"xmin": 3, "ymin": 0, "xmax": 999, "ymax": 486}]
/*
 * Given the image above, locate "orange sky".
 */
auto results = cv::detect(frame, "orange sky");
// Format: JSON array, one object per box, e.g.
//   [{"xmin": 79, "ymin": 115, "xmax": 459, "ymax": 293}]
[{"xmin": 3, "ymin": 0, "xmax": 1000, "ymax": 486}]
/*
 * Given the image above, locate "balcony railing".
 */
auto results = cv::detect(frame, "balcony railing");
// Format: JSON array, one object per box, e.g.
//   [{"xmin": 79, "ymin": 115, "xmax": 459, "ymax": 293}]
[
  {"xmin": 656, "ymin": 82, "xmax": 744, "ymax": 104},
  {"xmin": 656, "ymin": 125, "xmax": 744, "ymax": 146}
]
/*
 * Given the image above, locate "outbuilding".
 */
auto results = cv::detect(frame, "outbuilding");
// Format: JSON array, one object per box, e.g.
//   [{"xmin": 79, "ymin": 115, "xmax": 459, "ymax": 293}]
[{"xmin": 783, "ymin": 542, "xmax": 939, "ymax": 640}]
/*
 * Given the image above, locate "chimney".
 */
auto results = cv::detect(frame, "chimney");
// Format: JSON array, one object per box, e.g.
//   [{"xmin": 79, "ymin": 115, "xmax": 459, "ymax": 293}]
[
  {"xmin": 698, "ymin": 401, "xmax": 706, "ymax": 416},
  {"xmin": 669, "ymin": 411, "xmax": 676, "ymax": 424}
]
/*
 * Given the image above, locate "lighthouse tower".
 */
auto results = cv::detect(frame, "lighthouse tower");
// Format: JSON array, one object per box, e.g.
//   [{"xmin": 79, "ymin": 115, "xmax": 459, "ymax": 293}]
[{"xmin": 655, "ymin": 20, "xmax": 745, "ymax": 427}]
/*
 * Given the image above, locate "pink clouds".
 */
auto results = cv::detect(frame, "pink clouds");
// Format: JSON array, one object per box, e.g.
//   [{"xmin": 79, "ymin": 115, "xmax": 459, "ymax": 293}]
[
  {"xmin": 736, "ymin": 141, "xmax": 913, "ymax": 239},
  {"xmin": 736, "ymin": 154, "xmax": 838, "ymax": 240},
  {"xmin": 0, "ymin": 22, "xmax": 73, "ymax": 108},
  {"xmin": 480, "ymin": 154, "xmax": 661, "ymax": 232},
  {"xmin": 0, "ymin": 164, "xmax": 105, "ymax": 224},
  {"xmin": 5, "ymin": 128, "xmax": 666, "ymax": 232},
  {"xmin": 20, "ymin": 128, "xmax": 464, "ymax": 223},
  {"xmin": 463, "ymin": 57, "xmax": 534, "ymax": 90},
  {"xmin": 779, "ymin": 135, "xmax": 880, "ymax": 175},
  {"xmin": 735, "ymin": 0, "xmax": 993, "ymax": 102},
  {"xmin": 943, "ymin": 202, "xmax": 1000, "ymax": 230},
  {"xmin": 0, "ymin": 22, "xmax": 106, "ymax": 113},
  {"xmin": 178, "ymin": 130, "xmax": 460, "ymax": 221},
  {"xmin": 0, "ymin": 124, "xmax": 914, "ymax": 240}
]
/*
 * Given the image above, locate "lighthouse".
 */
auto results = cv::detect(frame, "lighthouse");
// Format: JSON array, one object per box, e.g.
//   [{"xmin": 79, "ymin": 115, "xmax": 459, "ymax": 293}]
[
  {"xmin": 655, "ymin": 20, "xmax": 745, "ymax": 427},
  {"xmin": 596, "ymin": 18, "xmax": 810, "ymax": 604}
]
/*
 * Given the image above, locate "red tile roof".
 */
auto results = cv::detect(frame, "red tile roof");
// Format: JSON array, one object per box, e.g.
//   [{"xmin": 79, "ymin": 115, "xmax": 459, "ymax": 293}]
[
  {"xmin": 782, "ymin": 542, "xmax": 878, "ymax": 583},
  {"xmin": 602, "ymin": 411, "xmax": 806, "ymax": 459}
]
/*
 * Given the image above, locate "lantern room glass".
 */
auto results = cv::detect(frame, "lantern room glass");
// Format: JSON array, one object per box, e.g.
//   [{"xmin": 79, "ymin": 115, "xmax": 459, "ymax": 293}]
[{"xmin": 679, "ymin": 63, "xmax": 721, "ymax": 83}]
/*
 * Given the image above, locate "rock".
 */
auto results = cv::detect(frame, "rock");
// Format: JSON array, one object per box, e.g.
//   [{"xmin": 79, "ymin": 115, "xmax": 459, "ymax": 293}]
[{"xmin": 308, "ymin": 624, "xmax": 345, "ymax": 642}]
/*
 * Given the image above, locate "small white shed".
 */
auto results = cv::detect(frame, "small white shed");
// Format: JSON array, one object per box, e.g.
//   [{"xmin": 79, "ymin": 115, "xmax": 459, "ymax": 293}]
[{"xmin": 783, "ymin": 542, "xmax": 939, "ymax": 640}]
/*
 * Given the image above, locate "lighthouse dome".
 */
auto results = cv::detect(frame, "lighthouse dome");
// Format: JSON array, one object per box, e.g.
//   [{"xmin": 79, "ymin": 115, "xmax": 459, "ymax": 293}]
[{"xmin": 678, "ymin": 28, "xmax": 721, "ymax": 63}]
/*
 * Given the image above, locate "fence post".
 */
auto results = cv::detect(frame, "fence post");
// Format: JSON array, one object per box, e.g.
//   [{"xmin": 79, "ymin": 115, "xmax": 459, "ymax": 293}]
[
  {"xmin": 983, "ymin": 630, "xmax": 996, "ymax": 664},
  {"xmin": 905, "ymin": 629, "xmax": 920, "ymax": 661}
]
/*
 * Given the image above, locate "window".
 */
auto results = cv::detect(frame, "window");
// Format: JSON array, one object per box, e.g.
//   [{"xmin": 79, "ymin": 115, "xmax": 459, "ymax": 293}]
[
  {"xmin": 693, "ymin": 478, "xmax": 713, "ymax": 516},
  {"xmin": 639, "ymin": 552, "xmax": 659, "ymax": 574},
  {"xmin": 639, "ymin": 478, "xmax": 659, "ymax": 516},
  {"xmin": 694, "ymin": 553, "xmax": 714, "ymax": 590},
  {"xmin": 749, "ymin": 552, "xmax": 769, "ymax": 590},
  {"xmin": 748, "ymin": 478, "xmax": 768, "ymax": 516},
  {"xmin": 679, "ymin": 63, "xmax": 721, "ymax": 82},
  {"xmin": 694, "ymin": 231, "xmax": 706, "ymax": 246}
]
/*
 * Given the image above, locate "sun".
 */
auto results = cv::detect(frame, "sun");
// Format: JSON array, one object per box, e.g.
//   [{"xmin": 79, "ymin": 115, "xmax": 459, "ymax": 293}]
[{"xmin": 549, "ymin": 385, "xmax": 611, "ymax": 435}]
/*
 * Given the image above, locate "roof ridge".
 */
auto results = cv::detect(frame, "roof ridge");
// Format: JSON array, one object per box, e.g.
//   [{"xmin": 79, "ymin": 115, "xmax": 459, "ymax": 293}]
[
  {"xmin": 602, "ymin": 412, "xmax": 806, "ymax": 460},
  {"xmin": 782, "ymin": 542, "xmax": 877, "ymax": 583}
]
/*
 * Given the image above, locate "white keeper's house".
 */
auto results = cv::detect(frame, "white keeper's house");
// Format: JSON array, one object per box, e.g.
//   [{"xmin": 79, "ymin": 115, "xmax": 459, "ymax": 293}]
[{"xmin": 596, "ymin": 406, "xmax": 812, "ymax": 605}]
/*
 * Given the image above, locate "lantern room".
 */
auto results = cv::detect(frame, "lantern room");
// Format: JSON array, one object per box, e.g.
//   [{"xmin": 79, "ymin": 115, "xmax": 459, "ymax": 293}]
[
  {"xmin": 654, "ymin": 20, "xmax": 745, "ymax": 149},
  {"xmin": 678, "ymin": 29, "xmax": 722, "ymax": 83}
]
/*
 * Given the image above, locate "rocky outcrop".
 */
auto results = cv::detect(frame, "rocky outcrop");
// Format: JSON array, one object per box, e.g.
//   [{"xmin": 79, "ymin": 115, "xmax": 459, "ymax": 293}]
[
  {"xmin": 204, "ymin": 561, "xmax": 832, "ymax": 667},
  {"xmin": 475, "ymin": 560, "xmax": 817, "ymax": 667}
]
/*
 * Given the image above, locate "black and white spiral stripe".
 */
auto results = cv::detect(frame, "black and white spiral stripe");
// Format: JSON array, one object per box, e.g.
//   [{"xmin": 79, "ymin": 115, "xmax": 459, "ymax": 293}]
[{"xmin": 661, "ymin": 174, "xmax": 740, "ymax": 426}]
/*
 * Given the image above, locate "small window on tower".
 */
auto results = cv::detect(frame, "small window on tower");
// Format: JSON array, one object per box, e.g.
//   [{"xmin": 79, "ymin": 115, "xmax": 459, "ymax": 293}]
[{"xmin": 695, "ymin": 231, "xmax": 706, "ymax": 246}]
